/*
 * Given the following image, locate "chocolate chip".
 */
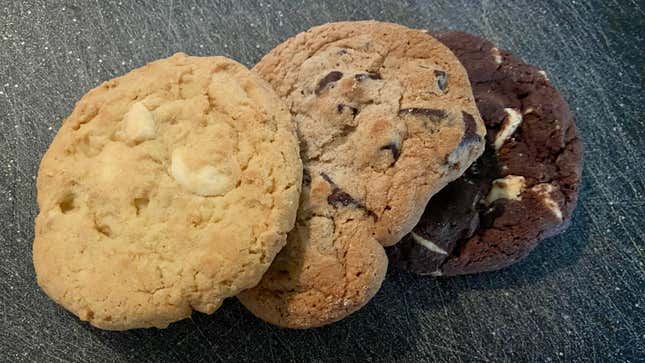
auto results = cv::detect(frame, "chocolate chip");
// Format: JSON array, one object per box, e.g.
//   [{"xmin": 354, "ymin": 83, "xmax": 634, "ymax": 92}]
[
  {"xmin": 337, "ymin": 104, "xmax": 359, "ymax": 117},
  {"xmin": 460, "ymin": 112, "xmax": 481, "ymax": 146},
  {"xmin": 320, "ymin": 172, "xmax": 378, "ymax": 221},
  {"xmin": 366, "ymin": 210, "xmax": 378, "ymax": 221},
  {"xmin": 320, "ymin": 172, "xmax": 333, "ymax": 185},
  {"xmin": 303, "ymin": 169, "xmax": 311, "ymax": 186},
  {"xmin": 445, "ymin": 113, "xmax": 483, "ymax": 169},
  {"xmin": 354, "ymin": 72, "xmax": 381, "ymax": 81},
  {"xmin": 338, "ymin": 49, "xmax": 348, "ymax": 56},
  {"xmin": 315, "ymin": 71, "xmax": 343, "ymax": 95},
  {"xmin": 380, "ymin": 142, "xmax": 401, "ymax": 161},
  {"xmin": 434, "ymin": 70, "xmax": 448, "ymax": 92},
  {"xmin": 328, "ymin": 189, "xmax": 357, "ymax": 207},
  {"xmin": 399, "ymin": 108, "xmax": 448, "ymax": 122},
  {"xmin": 322, "ymin": 173, "xmax": 359, "ymax": 207}
]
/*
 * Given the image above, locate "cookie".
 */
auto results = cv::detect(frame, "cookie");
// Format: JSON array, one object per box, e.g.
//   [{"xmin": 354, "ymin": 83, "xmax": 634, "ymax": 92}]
[
  {"xmin": 33, "ymin": 53, "xmax": 302, "ymax": 330},
  {"xmin": 238, "ymin": 21, "xmax": 486, "ymax": 328},
  {"xmin": 388, "ymin": 32, "xmax": 583, "ymax": 276}
]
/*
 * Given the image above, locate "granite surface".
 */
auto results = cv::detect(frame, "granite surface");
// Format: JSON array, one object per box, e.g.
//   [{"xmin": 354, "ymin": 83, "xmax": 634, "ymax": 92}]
[{"xmin": 0, "ymin": 1, "xmax": 643, "ymax": 362}]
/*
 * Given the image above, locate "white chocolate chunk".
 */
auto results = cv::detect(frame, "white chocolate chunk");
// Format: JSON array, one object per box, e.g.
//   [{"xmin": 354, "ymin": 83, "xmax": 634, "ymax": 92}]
[
  {"xmin": 170, "ymin": 151, "xmax": 234, "ymax": 197},
  {"xmin": 531, "ymin": 183, "xmax": 563, "ymax": 220},
  {"xmin": 538, "ymin": 70, "xmax": 549, "ymax": 80},
  {"xmin": 494, "ymin": 108, "xmax": 523, "ymax": 150},
  {"xmin": 123, "ymin": 102, "xmax": 156, "ymax": 143},
  {"xmin": 412, "ymin": 232, "xmax": 448, "ymax": 255},
  {"xmin": 208, "ymin": 71, "xmax": 251, "ymax": 113},
  {"xmin": 491, "ymin": 47, "xmax": 503, "ymax": 64},
  {"xmin": 485, "ymin": 175, "xmax": 526, "ymax": 204}
]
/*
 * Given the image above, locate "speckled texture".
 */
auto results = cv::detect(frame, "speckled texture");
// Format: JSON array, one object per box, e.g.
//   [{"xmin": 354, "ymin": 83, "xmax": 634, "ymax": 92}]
[{"xmin": 0, "ymin": 0, "xmax": 643, "ymax": 362}]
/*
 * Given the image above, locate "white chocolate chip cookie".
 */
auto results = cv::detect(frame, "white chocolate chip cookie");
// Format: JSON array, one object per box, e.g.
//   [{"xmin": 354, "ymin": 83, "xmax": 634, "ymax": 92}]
[{"xmin": 33, "ymin": 53, "xmax": 302, "ymax": 330}]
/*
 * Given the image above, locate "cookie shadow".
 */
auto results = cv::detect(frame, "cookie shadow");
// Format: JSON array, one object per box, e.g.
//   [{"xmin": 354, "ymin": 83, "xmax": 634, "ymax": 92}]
[{"xmin": 84, "ymin": 286, "xmax": 438, "ymax": 363}]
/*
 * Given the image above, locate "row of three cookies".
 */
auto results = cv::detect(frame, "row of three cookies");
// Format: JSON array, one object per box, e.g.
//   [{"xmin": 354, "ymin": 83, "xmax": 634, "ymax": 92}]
[
  {"xmin": 33, "ymin": 21, "xmax": 486, "ymax": 330},
  {"xmin": 36, "ymin": 20, "xmax": 570, "ymax": 330}
]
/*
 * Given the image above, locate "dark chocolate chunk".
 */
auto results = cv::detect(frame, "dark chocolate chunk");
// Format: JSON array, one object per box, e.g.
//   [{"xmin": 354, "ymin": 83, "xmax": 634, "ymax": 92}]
[
  {"xmin": 398, "ymin": 108, "xmax": 448, "ymax": 122},
  {"xmin": 460, "ymin": 112, "xmax": 481, "ymax": 146},
  {"xmin": 380, "ymin": 142, "xmax": 401, "ymax": 161},
  {"xmin": 337, "ymin": 104, "xmax": 359, "ymax": 117},
  {"xmin": 320, "ymin": 172, "xmax": 333, "ymax": 185},
  {"xmin": 320, "ymin": 172, "xmax": 378, "ymax": 221},
  {"xmin": 328, "ymin": 189, "xmax": 357, "ymax": 207},
  {"xmin": 315, "ymin": 71, "xmax": 343, "ymax": 95},
  {"xmin": 354, "ymin": 72, "xmax": 381, "ymax": 81},
  {"xmin": 366, "ymin": 210, "xmax": 379, "ymax": 221},
  {"xmin": 446, "ymin": 112, "xmax": 482, "ymax": 167},
  {"xmin": 434, "ymin": 70, "xmax": 448, "ymax": 92}
]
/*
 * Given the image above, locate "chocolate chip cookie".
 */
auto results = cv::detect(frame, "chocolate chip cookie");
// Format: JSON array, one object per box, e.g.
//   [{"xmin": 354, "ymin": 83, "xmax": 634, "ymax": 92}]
[
  {"xmin": 388, "ymin": 32, "xmax": 583, "ymax": 276},
  {"xmin": 239, "ymin": 22, "xmax": 486, "ymax": 328},
  {"xmin": 33, "ymin": 53, "xmax": 302, "ymax": 330}
]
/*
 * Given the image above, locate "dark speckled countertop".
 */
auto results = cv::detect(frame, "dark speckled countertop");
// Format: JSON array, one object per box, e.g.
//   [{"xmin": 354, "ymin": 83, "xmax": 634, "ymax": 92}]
[{"xmin": 1, "ymin": 1, "xmax": 643, "ymax": 362}]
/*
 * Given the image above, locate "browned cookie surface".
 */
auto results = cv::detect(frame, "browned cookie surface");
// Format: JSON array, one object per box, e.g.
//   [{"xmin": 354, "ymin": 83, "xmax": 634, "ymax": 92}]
[
  {"xmin": 239, "ymin": 22, "xmax": 486, "ymax": 328},
  {"xmin": 388, "ymin": 32, "xmax": 583, "ymax": 276}
]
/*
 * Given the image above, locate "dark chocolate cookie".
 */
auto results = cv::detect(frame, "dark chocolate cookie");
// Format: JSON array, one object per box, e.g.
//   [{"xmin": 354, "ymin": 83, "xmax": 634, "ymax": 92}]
[{"xmin": 388, "ymin": 32, "xmax": 583, "ymax": 276}]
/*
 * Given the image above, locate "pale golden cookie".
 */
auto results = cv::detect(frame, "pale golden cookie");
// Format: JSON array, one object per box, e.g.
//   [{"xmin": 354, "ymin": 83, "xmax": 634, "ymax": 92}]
[
  {"xmin": 33, "ymin": 53, "xmax": 302, "ymax": 330},
  {"xmin": 239, "ymin": 21, "xmax": 485, "ymax": 328}
]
